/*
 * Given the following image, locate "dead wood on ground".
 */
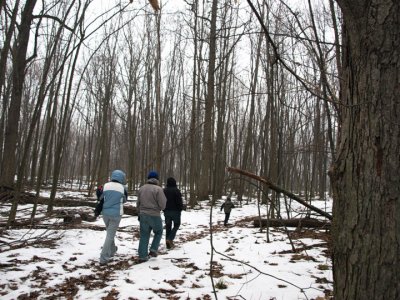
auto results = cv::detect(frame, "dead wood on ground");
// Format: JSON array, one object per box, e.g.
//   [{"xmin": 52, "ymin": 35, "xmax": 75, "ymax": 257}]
[{"xmin": 253, "ymin": 218, "xmax": 331, "ymax": 229}]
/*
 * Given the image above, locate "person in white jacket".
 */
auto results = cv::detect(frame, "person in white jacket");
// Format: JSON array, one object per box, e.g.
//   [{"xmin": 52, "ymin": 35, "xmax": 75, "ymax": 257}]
[
  {"xmin": 97, "ymin": 170, "xmax": 127, "ymax": 265},
  {"xmin": 136, "ymin": 171, "xmax": 167, "ymax": 262}
]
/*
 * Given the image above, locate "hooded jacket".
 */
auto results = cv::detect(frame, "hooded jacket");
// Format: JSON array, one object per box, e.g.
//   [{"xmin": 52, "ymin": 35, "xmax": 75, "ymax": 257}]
[
  {"xmin": 137, "ymin": 178, "xmax": 167, "ymax": 216},
  {"xmin": 221, "ymin": 198, "xmax": 235, "ymax": 214},
  {"xmin": 164, "ymin": 177, "xmax": 183, "ymax": 211},
  {"xmin": 101, "ymin": 170, "xmax": 127, "ymax": 216}
]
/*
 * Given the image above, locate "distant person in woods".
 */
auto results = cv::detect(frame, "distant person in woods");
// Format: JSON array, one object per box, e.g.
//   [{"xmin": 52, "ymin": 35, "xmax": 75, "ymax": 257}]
[
  {"xmin": 95, "ymin": 170, "xmax": 128, "ymax": 265},
  {"xmin": 136, "ymin": 171, "xmax": 167, "ymax": 262},
  {"xmin": 95, "ymin": 185, "xmax": 103, "ymax": 201},
  {"xmin": 220, "ymin": 197, "xmax": 235, "ymax": 226},
  {"xmin": 163, "ymin": 177, "xmax": 183, "ymax": 249}
]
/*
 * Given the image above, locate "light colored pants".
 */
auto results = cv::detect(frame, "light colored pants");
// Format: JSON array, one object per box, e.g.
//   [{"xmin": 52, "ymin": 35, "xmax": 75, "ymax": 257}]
[
  {"xmin": 138, "ymin": 214, "xmax": 163, "ymax": 260},
  {"xmin": 100, "ymin": 215, "xmax": 121, "ymax": 264}
]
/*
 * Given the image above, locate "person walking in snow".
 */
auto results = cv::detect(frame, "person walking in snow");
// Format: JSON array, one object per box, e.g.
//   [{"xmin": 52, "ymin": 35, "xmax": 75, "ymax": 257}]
[
  {"xmin": 220, "ymin": 197, "xmax": 235, "ymax": 226},
  {"xmin": 97, "ymin": 170, "xmax": 128, "ymax": 265},
  {"xmin": 163, "ymin": 177, "xmax": 183, "ymax": 249},
  {"xmin": 136, "ymin": 171, "xmax": 167, "ymax": 262},
  {"xmin": 95, "ymin": 185, "xmax": 103, "ymax": 202}
]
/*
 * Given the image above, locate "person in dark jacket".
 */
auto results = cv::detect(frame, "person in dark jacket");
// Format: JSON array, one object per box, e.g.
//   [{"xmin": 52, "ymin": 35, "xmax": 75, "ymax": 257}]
[
  {"xmin": 220, "ymin": 197, "xmax": 235, "ymax": 226},
  {"xmin": 98, "ymin": 170, "xmax": 127, "ymax": 265},
  {"xmin": 95, "ymin": 185, "xmax": 103, "ymax": 201},
  {"xmin": 163, "ymin": 177, "xmax": 183, "ymax": 249}
]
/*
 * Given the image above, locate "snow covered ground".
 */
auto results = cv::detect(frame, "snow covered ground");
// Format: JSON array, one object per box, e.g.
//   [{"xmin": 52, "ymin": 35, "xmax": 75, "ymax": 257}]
[{"xmin": 0, "ymin": 190, "xmax": 332, "ymax": 299}]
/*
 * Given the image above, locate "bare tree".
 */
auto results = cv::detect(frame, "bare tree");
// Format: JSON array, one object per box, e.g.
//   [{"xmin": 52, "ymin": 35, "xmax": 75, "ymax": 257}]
[
  {"xmin": 47, "ymin": 2, "xmax": 91, "ymax": 213},
  {"xmin": 120, "ymin": 24, "xmax": 145, "ymax": 191},
  {"xmin": 198, "ymin": 0, "xmax": 218, "ymax": 202},
  {"xmin": 0, "ymin": 0, "xmax": 20, "ymax": 167},
  {"xmin": 188, "ymin": 0, "xmax": 201, "ymax": 207},
  {"xmin": 1, "ymin": 0, "xmax": 37, "ymax": 190}
]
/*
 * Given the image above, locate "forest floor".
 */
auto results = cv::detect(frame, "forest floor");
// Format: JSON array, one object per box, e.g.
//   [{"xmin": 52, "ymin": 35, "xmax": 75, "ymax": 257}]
[{"xmin": 0, "ymin": 188, "xmax": 333, "ymax": 300}]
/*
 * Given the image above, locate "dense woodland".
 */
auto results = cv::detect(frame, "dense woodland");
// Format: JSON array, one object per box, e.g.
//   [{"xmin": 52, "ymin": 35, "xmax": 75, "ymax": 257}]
[
  {"xmin": 0, "ymin": 0, "xmax": 338, "ymax": 210},
  {"xmin": 0, "ymin": 0, "xmax": 399, "ymax": 299}
]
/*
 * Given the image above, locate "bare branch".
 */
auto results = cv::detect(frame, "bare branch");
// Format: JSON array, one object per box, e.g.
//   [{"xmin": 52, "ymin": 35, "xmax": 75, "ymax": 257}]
[{"xmin": 33, "ymin": 14, "xmax": 74, "ymax": 32}]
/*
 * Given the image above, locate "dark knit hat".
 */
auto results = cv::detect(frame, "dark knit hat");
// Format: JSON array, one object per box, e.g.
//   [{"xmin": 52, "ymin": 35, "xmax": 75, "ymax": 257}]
[
  {"xmin": 148, "ymin": 171, "xmax": 159, "ymax": 179},
  {"xmin": 166, "ymin": 177, "xmax": 177, "ymax": 187}
]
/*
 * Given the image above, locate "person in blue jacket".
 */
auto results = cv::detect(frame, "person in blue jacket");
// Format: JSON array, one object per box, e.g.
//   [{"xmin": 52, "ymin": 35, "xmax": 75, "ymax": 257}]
[{"xmin": 97, "ymin": 170, "xmax": 128, "ymax": 265}]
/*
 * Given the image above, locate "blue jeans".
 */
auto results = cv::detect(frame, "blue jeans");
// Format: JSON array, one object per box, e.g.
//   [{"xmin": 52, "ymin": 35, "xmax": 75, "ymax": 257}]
[
  {"xmin": 138, "ymin": 214, "xmax": 163, "ymax": 260},
  {"xmin": 100, "ymin": 215, "xmax": 121, "ymax": 264},
  {"xmin": 164, "ymin": 210, "xmax": 181, "ymax": 241}
]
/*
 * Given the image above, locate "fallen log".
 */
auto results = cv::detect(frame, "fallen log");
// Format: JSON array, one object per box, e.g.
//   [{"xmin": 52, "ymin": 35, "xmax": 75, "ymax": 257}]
[
  {"xmin": 227, "ymin": 166, "xmax": 332, "ymax": 220},
  {"xmin": 1, "ymin": 192, "xmax": 138, "ymax": 216},
  {"xmin": 254, "ymin": 218, "xmax": 331, "ymax": 229}
]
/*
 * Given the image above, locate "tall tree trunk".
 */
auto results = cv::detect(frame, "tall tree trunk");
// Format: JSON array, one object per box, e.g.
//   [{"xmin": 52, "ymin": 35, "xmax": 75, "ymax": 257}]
[
  {"xmin": 97, "ymin": 58, "xmax": 115, "ymax": 184},
  {"xmin": 1, "ymin": 0, "xmax": 37, "ymax": 189},
  {"xmin": 213, "ymin": 2, "xmax": 237, "ymax": 201},
  {"xmin": 48, "ymin": 33, "xmax": 83, "ymax": 213},
  {"xmin": 0, "ymin": 0, "xmax": 20, "ymax": 169},
  {"xmin": 239, "ymin": 18, "xmax": 263, "ymax": 204},
  {"xmin": 12, "ymin": 3, "xmax": 74, "ymax": 222},
  {"xmin": 31, "ymin": 80, "xmax": 58, "ymax": 219},
  {"xmin": 189, "ymin": 0, "xmax": 200, "ymax": 207},
  {"xmin": 154, "ymin": 10, "xmax": 163, "ymax": 172},
  {"xmin": 198, "ymin": 0, "xmax": 217, "ymax": 201},
  {"xmin": 267, "ymin": 64, "xmax": 277, "ymax": 218},
  {"xmin": 331, "ymin": 1, "xmax": 400, "ymax": 299},
  {"xmin": 125, "ymin": 46, "xmax": 140, "ymax": 192}
]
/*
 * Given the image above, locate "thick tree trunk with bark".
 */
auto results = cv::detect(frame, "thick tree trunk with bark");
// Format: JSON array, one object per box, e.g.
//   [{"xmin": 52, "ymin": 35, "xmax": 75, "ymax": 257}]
[
  {"xmin": 1, "ymin": 0, "xmax": 37, "ymax": 189},
  {"xmin": 331, "ymin": 1, "xmax": 400, "ymax": 299},
  {"xmin": 0, "ymin": 0, "xmax": 20, "ymax": 167}
]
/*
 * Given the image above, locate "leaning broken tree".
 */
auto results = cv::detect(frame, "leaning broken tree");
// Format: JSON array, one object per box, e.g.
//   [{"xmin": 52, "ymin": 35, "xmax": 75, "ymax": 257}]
[{"xmin": 227, "ymin": 166, "xmax": 332, "ymax": 220}]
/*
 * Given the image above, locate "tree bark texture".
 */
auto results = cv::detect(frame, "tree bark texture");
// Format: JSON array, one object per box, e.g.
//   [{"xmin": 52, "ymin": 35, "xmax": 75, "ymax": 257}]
[
  {"xmin": 0, "ymin": 0, "xmax": 20, "ymax": 168},
  {"xmin": 331, "ymin": 1, "xmax": 400, "ymax": 299},
  {"xmin": 1, "ymin": 0, "xmax": 37, "ymax": 188}
]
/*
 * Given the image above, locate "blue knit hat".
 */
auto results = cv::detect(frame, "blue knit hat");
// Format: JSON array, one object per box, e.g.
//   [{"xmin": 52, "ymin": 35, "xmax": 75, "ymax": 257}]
[{"xmin": 147, "ymin": 171, "xmax": 159, "ymax": 179}]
